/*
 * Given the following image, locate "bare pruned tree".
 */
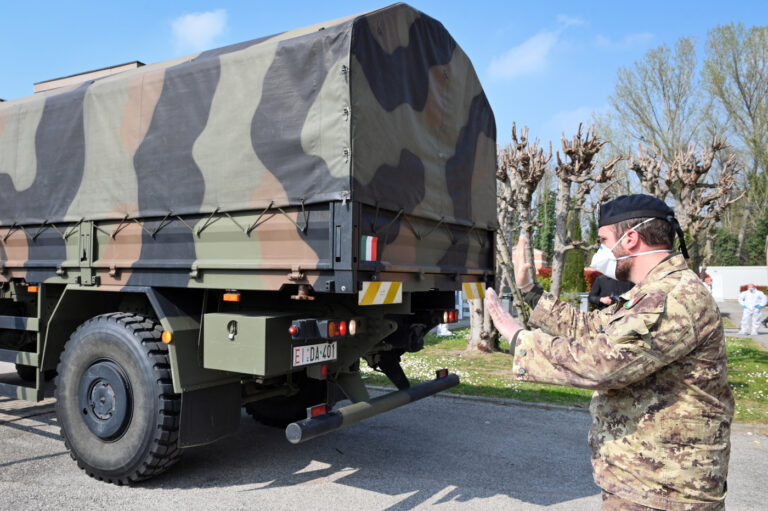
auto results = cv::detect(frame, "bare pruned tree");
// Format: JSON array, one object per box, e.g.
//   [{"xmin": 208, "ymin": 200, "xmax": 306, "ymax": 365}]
[
  {"xmin": 496, "ymin": 123, "xmax": 551, "ymax": 324},
  {"xmin": 551, "ymin": 124, "xmax": 621, "ymax": 297},
  {"xmin": 629, "ymin": 136, "xmax": 743, "ymax": 270}
]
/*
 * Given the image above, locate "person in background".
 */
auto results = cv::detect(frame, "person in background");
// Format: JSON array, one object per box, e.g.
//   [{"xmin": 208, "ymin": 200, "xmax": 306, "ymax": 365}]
[
  {"xmin": 702, "ymin": 275, "xmax": 713, "ymax": 294},
  {"xmin": 588, "ymin": 273, "xmax": 634, "ymax": 309},
  {"xmin": 738, "ymin": 283, "xmax": 767, "ymax": 336}
]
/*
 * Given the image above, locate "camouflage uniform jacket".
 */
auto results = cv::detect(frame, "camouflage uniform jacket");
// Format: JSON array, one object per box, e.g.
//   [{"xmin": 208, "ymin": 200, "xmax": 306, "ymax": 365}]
[{"xmin": 512, "ymin": 254, "xmax": 734, "ymax": 510}]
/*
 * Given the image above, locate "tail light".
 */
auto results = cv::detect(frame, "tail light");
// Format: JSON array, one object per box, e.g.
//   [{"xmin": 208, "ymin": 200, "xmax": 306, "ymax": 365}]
[
  {"xmin": 308, "ymin": 404, "xmax": 327, "ymax": 418},
  {"xmin": 290, "ymin": 318, "xmax": 357, "ymax": 340}
]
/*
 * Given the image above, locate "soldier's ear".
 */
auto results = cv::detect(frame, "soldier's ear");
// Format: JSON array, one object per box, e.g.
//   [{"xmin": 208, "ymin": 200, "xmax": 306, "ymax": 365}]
[{"xmin": 623, "ymin": 229, "xmax": 642, "ymax": 251}]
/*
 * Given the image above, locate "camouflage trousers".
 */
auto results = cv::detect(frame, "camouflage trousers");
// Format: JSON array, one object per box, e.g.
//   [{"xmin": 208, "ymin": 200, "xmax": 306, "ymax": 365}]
[
  {"xmin": 601, "ymin": 491, "xmax": 726, "ymax": 511},
  {"xmin": 602, "ymin": 491, "xmax": 659, "ymax": 510}
]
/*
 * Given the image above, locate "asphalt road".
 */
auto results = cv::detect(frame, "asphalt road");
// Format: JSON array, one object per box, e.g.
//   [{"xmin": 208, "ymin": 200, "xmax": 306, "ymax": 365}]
[{"xmin": 0, "ymin": 375, "xmax": 765, "ymax": 511}]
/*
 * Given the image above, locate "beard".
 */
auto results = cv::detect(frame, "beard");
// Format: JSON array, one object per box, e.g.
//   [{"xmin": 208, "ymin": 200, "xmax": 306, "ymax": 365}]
[{"xmin": 613, "ymin": 245, "xmax": 632, "ymax": 282}]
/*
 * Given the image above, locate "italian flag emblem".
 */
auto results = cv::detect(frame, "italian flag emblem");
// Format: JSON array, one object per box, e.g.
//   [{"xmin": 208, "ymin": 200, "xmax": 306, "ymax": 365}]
[
  {"xmin": 361, "ymin": 235, "xmax": 378, "ymax": 261},
  {"xmin": 624, "ymin": 294, "xmax": 645, "ymax": 309}
]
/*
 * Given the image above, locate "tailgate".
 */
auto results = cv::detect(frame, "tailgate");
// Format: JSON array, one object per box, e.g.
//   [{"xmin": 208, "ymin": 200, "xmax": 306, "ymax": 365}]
[{"xmin": 355, "ymin": 204, "xmax": 494, "ymax": 293}]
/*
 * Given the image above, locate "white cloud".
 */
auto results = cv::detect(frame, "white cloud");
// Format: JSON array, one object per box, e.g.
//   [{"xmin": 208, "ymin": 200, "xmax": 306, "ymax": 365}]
[
  {"xmin": 488, "ymin": 30, "xmax": 559, "ymax": 80},
  {"xmin": 595, "ymin": 32, "xmax": 654, "ymax": 50},
  {"xmin": 172, "ymin": 9, "xmax": 227, "ymax": 52},
  {"xmin": 557, "ymin": 14, "xmax": 585, "ymax": 27},
  {"xmin": 488, "ymin": 14, "xmax": 584, "ymax": 80}
]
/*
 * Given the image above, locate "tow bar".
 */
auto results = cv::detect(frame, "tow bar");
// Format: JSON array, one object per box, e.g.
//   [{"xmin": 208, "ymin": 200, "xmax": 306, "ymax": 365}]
[{"xmin": 285, "ymin": 372, "xmax": 460, "ymax": 444}]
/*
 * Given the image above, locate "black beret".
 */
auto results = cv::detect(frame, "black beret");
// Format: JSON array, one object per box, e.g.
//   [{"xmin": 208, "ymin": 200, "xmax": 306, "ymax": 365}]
[{"xmin": 598, "ymin": 194, "xmax": 674, "ymax": 227}]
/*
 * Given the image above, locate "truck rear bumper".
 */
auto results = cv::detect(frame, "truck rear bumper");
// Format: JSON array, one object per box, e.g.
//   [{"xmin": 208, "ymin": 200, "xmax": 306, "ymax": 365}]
[{"xmin": 285, "ymin": 372, "xmax": 460, "ymax": 444}]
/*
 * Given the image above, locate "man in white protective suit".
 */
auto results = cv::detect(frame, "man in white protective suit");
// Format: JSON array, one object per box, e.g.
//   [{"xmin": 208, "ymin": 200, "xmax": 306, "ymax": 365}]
[{"xmin": 738, "ymin": 283, "xmax": 768, "ymax": 335}]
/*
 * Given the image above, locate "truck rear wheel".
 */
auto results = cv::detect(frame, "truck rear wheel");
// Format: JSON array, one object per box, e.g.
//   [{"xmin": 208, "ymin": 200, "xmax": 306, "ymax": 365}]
[{"xmin": 54, "ymin": 313, "xmax": 181, "ymax": 484}]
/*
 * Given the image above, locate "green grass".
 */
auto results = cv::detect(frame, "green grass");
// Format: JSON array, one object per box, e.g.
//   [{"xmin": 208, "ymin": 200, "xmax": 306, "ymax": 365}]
[
  {"xmin": 361, "ymin": 328, "xmax": 593, "ymax": 408},
  {"xmin": 726, "ymin": 336, "xmax": 768, "ymax": 423},
  {"xmin": 361, "ymin": 327, "xmax": 768, "ymax": 423}
]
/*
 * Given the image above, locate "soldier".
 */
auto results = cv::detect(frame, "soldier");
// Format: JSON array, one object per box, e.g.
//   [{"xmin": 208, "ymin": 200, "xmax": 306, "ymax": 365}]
[{"xmin": 486, "ymin": 194, "xmax": 733, "ymax": 510}]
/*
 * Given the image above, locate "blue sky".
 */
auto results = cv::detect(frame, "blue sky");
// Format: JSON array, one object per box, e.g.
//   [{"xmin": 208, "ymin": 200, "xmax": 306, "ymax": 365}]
[{"xmin": 1, "ymin": 1, "xmax": 766, "ymax": 149}]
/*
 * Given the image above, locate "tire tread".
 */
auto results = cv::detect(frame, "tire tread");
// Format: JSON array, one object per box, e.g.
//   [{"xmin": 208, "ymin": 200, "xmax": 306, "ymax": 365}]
[{"xmin": 55, "ymin": 312, "xmax": 182, "ymax": 485}]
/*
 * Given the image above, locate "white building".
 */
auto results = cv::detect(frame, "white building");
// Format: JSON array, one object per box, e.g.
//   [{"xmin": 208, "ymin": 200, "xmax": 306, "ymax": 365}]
[{"xmin": 705, "ymin": 266, "xmax": 768, "ymax": 301}]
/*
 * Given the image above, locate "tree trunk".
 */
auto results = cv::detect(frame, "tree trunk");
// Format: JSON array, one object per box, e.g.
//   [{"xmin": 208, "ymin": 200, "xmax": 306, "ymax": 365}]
[
  {"xmin": 690, "ymin": 236, "xmax": 701, "ymax": 273},
  {"xmin": 702, "ymin": 222, "xmax": 716, "ymax": 269},
  {"xmin": 550, "ymin": 179, "xmax": 571, "ymax": 298},
  {"xmin": 466, "ymin": 298, "xmax": 495, "ymax": 352},
  {"xmin": 483, "ymin": 301, "xmax": 499, "ymax": 351},
  {"xmin": 736, "ymin": 209, "xmax": 750, "ymax": 263},
  {"xmin": 496, "ymin": 231, "xmax": 530, "ymax": 327}
]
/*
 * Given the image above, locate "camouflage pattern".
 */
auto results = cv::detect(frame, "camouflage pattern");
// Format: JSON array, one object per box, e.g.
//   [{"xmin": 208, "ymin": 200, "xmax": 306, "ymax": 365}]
[
  {"xmin": 513, "ymin": 255, "xmax": 733, "ymax": 511},
  {"xmin": 0, "ymin": 3, "xmax": 496, "ymax": 293}
]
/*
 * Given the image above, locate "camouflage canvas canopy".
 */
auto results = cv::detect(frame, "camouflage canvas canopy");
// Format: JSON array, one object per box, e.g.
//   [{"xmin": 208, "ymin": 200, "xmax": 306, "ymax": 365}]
[{"xmin": 0, "ymin": 3, "xmax": 496, "ymax": 228}]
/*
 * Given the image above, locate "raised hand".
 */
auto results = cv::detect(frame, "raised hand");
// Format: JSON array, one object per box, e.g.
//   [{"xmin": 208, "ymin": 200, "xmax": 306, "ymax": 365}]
[
  {"xmin": 514, "ymin": 235, "xmax": 533, "ymax": 289},
  {"xmin": 485, "ymin": 288, "xmax": 522, "ymax": 343}
]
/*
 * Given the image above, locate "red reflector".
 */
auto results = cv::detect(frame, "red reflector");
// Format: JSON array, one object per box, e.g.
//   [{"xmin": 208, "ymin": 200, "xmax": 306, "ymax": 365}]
[
  {"xmin": 310, "ymin": 404, "xmax": 327, "ymax": 418},
  {"xmin": 328, "ymin": 321, "xmax": 337, "ymax": 337},
  {"xmin": 288, "ymin": 326, "xmax": 298, "ymax": 336},
  {"xmin": 436, "ymin": 368, "xmax": 449, "ymax": 379},
  {"xmin": 449, "ymin": 310, "xmax": 457, "ymax": 322},
  {"xmin": 321, "ymin": 364, "xmax": 328, "ymax": 378},
  {"xmin": 339, "ymin": 320, "xmax": 347, "ymax": 336}
]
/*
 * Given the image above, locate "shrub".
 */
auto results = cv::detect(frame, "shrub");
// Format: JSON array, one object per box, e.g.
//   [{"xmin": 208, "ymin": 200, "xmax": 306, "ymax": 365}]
[
  {"xmin": 562, "ymin": 249, "xmax": 586, "ymax": 293},
  {"xmin": 584, "ymin": 268, "xmax": 599, "ymax": 292},
  {"xmin": 536, "ymin": 267, "xmax": 552, "ymax": 292}
]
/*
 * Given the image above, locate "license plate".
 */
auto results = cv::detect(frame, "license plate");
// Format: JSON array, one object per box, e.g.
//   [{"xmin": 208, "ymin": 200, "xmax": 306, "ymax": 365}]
[{"xmin": 292, "ymin": 342, "xmax": 337, "ymax": 367}]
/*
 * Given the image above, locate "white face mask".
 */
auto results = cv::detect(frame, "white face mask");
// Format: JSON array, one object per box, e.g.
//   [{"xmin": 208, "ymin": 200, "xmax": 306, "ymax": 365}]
[{"xmin": 589, "ymin": 218, "xmax": 672, "ymax": 280}]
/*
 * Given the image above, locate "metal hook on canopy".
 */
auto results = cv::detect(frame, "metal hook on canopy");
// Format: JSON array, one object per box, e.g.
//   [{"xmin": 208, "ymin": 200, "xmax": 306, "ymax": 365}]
[
  {"xmin": 196, "ymin": 208, "xmax": 221, "ymax": 237},
  {"xmin": 278, "ymin": 199, "xmax": 309, "ymax": 233},
  {"xmin": 372, "ymin": 208, "xmax": 404, "ymax": 235},
  {"xmin": 63, "ymin": 218, "xmax": 84, "ymax": 240},
  {"xmin": 151, "ymin": 212, "xmax": 173, "ymax": 238},
  {"xmin": 419, "ymin": 217, "xmax": 446, "ymax": 241},
  {"xmin": 246, "ymin": 201, "xmax": 275, "ymax": 236}
]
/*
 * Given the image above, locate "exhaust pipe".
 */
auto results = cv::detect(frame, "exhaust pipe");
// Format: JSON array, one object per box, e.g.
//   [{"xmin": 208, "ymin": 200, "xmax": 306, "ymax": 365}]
[{"xmin": 285, "ymin": 372, "xmax": 459, "ymax": 444}]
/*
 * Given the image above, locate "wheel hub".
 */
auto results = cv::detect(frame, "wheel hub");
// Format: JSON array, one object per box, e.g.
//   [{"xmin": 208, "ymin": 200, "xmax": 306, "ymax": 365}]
[
  {"xmin": 78, "ymin": 360, "xmax": 132, "ymax": 440},
  {"xmin": 89, "ymin": 380, "xmax": 117, "ymax": 420}
]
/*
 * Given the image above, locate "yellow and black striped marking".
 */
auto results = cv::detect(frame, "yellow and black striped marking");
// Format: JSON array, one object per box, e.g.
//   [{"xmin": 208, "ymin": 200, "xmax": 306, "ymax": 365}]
[{"xmin": 358, "ymin": 281, "xmax": 403, "ymax": 306}]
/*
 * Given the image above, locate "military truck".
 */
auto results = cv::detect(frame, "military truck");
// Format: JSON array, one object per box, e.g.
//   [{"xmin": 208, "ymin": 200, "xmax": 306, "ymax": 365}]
[{"xmin": 0, "ymin": 3, "xmax": 496, "ymax": 483}]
